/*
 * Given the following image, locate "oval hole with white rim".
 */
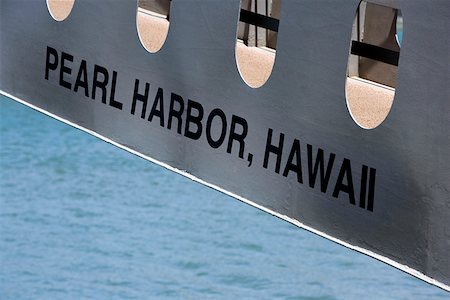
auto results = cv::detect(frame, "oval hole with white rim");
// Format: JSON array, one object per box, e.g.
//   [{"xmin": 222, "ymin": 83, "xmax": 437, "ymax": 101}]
[
  {"xmin": 47, "ymin": 0, "xmax": 75, "ymax": 21},
  {"xmin": 137, "ymin": 0, "xmax": 171, "ymax": 53},
  {"xmin": 235, "ymin": 0, "xmax": 282, "ymax": 88},
  {"xmin": 346, "ymin": 1, "xmax": 402, "ymax": 129}
]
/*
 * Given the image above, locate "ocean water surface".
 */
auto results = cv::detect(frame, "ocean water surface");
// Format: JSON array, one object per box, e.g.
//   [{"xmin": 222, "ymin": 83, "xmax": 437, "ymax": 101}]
[{"xmin": 0, "ymin": 95, "xmax": 448, "ymax": 299}]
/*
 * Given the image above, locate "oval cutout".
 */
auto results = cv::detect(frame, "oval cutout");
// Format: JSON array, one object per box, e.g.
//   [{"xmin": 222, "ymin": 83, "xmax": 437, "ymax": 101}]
[
  {"xmin": 235, "ymin": 0, "xmax": 282, "ymax": 88},
  {"xmin": 47, "ymin": 0, "xmax": 75, "ymax": 21},
  {"xmin": 346, "ymin": 1, "xmax": 402, "ymax": 129},
  {"xmin": 137, "ymin": 0, "xmax": 171, "ymax": 53}
]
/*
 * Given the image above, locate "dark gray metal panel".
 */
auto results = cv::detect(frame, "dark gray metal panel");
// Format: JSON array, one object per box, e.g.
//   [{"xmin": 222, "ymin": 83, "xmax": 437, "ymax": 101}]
[
  {"xmin": 358, "ymin": 2, "xmax": 400, "ymax": 87},
  {"xmin": 139, "ymin": 0, "xmax": 170, "ymax": 16},
  {"xmin": 1, "ymin": 0, "xmax": 449, "ymax": 291}
]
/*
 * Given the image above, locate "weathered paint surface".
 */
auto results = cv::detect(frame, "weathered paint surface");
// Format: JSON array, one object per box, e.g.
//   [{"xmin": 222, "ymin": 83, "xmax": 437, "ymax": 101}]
[{"xmin": 1, "ymin": 0, "xmax": 449, "ymax": 291}]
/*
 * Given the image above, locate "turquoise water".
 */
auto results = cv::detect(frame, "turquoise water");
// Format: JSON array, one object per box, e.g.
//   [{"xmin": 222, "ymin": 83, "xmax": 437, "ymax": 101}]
[
  {"xmin": 0, "ymin": 95, "xmax": 448, "ymax": 299},
  {"xmin": 396, "ymin": 14, "xmax": 403, "ymax": 47}
]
